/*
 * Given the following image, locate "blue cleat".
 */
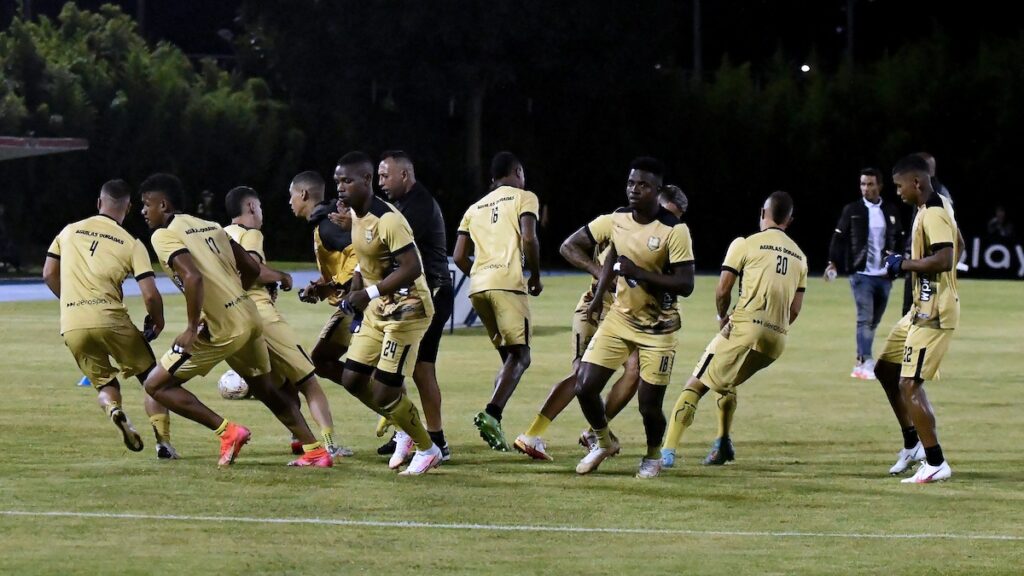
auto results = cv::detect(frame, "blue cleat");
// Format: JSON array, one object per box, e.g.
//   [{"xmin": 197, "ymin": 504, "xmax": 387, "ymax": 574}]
[
  {"xmin": 661, "ymin": 448, "xmax": 676, "ymax": 468},
  {"xmin": 77, "ymin": 376, "xmax": 92, "ymax": 387},
  {"xmin": 702, "ymin": 437, "xmax": 735, "ymax": 466}
]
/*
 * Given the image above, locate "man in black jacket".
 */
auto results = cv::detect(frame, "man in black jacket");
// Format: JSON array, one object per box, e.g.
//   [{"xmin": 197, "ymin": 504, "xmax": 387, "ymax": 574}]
[{"xmin": 826, "ymin": 168, "xmax": 903, "ymax": 380}]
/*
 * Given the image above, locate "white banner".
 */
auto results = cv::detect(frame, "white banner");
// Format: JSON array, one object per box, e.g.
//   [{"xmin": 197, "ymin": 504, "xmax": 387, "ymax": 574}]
[{"xmin": 448, "ymin": 257, "xmax": 480, "ymax": 329}]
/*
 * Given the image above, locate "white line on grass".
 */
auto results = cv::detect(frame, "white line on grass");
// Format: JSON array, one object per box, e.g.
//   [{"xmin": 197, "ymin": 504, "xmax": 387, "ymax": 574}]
[{"xmin": 2, "ymin": 510, "xmax": 1021, "ymax": 542}]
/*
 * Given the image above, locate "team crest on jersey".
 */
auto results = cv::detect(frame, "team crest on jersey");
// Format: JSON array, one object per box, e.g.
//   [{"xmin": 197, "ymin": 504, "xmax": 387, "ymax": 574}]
[
  {"xmin": 364, "ymin": 228, "xmax": 374, "ymax": 243},
  {"xmin": 647, "ymin": 236, "xmax": 661, "ymax": 251}
]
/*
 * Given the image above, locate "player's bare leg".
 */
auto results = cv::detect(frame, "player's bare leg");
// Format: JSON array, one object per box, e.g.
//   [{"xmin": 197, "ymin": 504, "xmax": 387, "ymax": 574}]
[
  {"xmin": 96, "ymin": 379, "xmax": 143, "ymax": 452},
  {"xmin": 574, "ymin": 362, "xmax": 620, "ymax": 474},
  {"xmin": 516, "ymin": 360, "xmax": 579, "ymax": 460},
  {"xmin": 603, "ymin": 352, "xmax": 640, "ymax": 421},
  {"xmin": 313, "ymin": 339, "xmax": 383, "ymax": 417},
  {"xmin": 246, "ymin": 373, "xmax": 331, "ymax": 467},
  {"xmin": 476, "ymin": 344, "xmax": 531, "ymax": 451},
  {"xmin": 875, "ymin": 359, "xmax": 923, "ymax": 474},
  {"xmin": 296, "ymin": 375, "xmax": 352, "ymax": 458},
  {"xmin": 412, "ymin": 361, "xmax": 447, "ymax": 457},
  {"xmin": 636, "ymin": 380, "xmax": 668, "ymax": 478},
  {"xmin": 140, "ymin": 379, "xmax": 177, "ymax": 459},
  {"xmin": 899, "ymin": 377, "xmax": 950, "ymax": 483}
]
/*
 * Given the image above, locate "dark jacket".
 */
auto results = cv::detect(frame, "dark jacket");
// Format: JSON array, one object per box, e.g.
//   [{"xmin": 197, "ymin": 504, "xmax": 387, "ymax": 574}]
[
  {"xmin": 393, "ymin": 182, "xmax": 451, "ymax": 288},
  {"xmin": 828, "ymin": 198, "xmax": 903, "ymax": 273}
]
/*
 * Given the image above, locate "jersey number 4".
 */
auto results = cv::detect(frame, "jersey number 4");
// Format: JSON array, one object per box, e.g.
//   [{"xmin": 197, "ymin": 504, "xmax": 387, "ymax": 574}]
[
  {"xmin": 88, "ymin": 240, "xmax": 99, "ymax": 256},
  {"xmin": 776, "ymin": 255, "xmax": 789, "ymax": 275}
]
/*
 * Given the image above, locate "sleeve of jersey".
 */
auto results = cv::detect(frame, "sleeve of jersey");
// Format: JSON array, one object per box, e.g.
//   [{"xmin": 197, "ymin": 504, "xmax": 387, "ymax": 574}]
[
  {"xmin": 457, "ymin": 208, "xmax": 472, "ymax": 236},
  {"xmin": 334, "ymin": 246, "xmax": 358, "ymax": 287},
  {"xmin": 380, "ymin": 213, "xmax": 417, "ymax": 257},
  {"xmin": 798, "ymin": 258, "xmax": 808, "ymax": 292},
  {"xmin": 721, "ymin": 237, "xmax": 747, "ymax": 276},
  {"xmin": 131, "ymin": 240, "xmax": 155, "ymax": 281},
  {"xmin": 520, "ymin": 191, "xmax": 540, "ymax": 221},
  {"xmin": 151, "ymin": 228, "xmax": 187, "ymax": 268},
  {"xmin": 585, "ymin": 214, "xmax": 613, "ymax": 245},
  {"xmin": 240, "ymin": 229, "xmax": 267, "ymax": 263},
  {"xmin": 46, "ymin": 235, "xmax": 61, "ymax": 259},
  {"xmin": 923, "ymin": 207, "xmax": 955, "ymax": 251},
  {"xmin": 668, "ymin": 224, "xmax": 694, "ymax": 265}
]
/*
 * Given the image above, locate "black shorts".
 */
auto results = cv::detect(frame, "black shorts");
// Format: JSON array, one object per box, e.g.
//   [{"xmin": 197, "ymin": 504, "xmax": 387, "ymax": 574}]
[{"xmin": 418, "ymin": 284, "xmax": 454, "ymax": 364}]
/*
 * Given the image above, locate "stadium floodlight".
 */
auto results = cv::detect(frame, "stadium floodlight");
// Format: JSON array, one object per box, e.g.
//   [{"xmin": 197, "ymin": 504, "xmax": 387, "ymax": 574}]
[
  {"xmin": 800, "ymin": 64, "xmax": 811, "ymax": 73},
  {"xmin": 0, "ymin": 137, "xmax": 89, "ymax": 161}
]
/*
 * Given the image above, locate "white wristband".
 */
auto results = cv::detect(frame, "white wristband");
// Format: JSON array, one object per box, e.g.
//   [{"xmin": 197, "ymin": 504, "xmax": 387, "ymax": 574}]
[
  {"xmin": 366, "ymin": 284, "xmax": 381, "ymax": 300},
  {"xmin": 354, "ymin": 264, "xmax": 361, "ymax": 273}
]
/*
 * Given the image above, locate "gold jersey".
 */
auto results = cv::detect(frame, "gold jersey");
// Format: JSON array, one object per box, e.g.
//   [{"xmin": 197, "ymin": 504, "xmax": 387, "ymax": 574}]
[
  {"xmin": 457, "ymin": 185, "xmax": 540, "ymax": 295},
  {"xmin": 151, "ymin": 214, "xmax": 259, "ymax": 340},
  {"xmin": 721, "ymin": 228, "xmax": 808, "ymax": 358},
  {"xmin": 350, "ymin": 197, "xmax": 434, "ymax": 322},
  {"xmin": 224, "ymin": 224, "xmax": 282, "ymax": 324},
  {"xmin": 910, "ymin": 194, "xmax": 960, "ymax": 330},
  {"xmin": 586, "ymin": 207, "xmax": 694, "ymax": 335},
  {"xmin": 47, "ymin": 214, "xmax": 155, "ymax": 334},
  {"xmin": 310, "ymin": 201, "xmax": 357, "ymax": 306}
]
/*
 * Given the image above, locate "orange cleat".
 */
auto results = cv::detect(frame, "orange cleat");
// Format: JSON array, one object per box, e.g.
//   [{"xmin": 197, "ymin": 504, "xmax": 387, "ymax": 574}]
[
  {"xmin": 288, "ymin": 446, "xmax": 333, "ymax": 468},
  {"xmin": 218, "ymin": 423, "xmax": 251, "ymax": 467}
]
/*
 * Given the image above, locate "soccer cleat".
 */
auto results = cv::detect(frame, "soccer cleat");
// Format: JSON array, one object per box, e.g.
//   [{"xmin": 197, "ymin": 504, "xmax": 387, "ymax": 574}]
[
  {"xmin": 901, "ymin": 460, "xmax": 952, "ymax": 484},
  {"xmin": 110, "ymin": 408, "xmax": 144, "ymax": 452},
  {"xmin": 398, "ymin": 444, "xmax": 443, "ymax": 476},
  {"xmin": 702, "ymin": 436, "xmax": 736, "ymax": 466},
  {"xmin": 440, "ymin": 443, "xmax": 451, "ymax": 463},
  {"xmin": 575, "ymin": 436, "xmax": 621, "ymax": 475},
  {"xmin": 514, "ymin": 434, "xmax": 553, "ymax": 461},
  {"xmin": 661, "ymin": 448, "xmax": 676, "ymax": 468},
  {"xmin": 889, "ymin": 442, "xmax": 925, "ymax": 475},
  {"xmin": 388, "ymin": 431, "xmax": 415, "ymax": 470},
  {"xmin": 217, "ymin": 423, "xmax": 251, "ymax": 467},
  {"xmin": 290, "ymin": 437, "xmax": 303, "ymax": 455},
  {"xmin": 636, "ymin": 457, "xmax": 663, "ymax": 479},
  {"xmin": 288, "ymin": 447, "xmax": 334, "ymax": 468},
  {"xmin": 578, "ymin": 428, "xmax": 598, "ymax": 451},
  {"xmin": 327, "ymin": 443, "xmax": 354, "ymax": 459},
  {"xmin": 474, "ymin": 411, "xmax": 510, "ymax": 451},
  {"xmin": 375, "ymin": 415, "xmax": 393, "ymax": 438},
  {"xmin": 156, "ymin": 442, "xmax": 180, "ymax": 460},
  {"xmin": 377, "ymin": 432, "xmax": 397, "ymax": 455}
]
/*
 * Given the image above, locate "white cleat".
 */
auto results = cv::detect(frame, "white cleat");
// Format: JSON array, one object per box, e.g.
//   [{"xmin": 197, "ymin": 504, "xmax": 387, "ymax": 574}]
[
  {"xmin": 110, "ymin": 408, "xmax": 143, "ymax": 452},
  {"xmin": 388, "ymin": 431, "xmax": 414, "ymax": 470},
  {"xmin": 514, "ymin": 434, "xmax": 552, "ymax": 461},
  {"xmin": 889, "ymin": 442, "xmax": 925, "ymax": 475},
  {"xmin": 328, "ymin": 444, "xmax": 354, "ymax": 459},
  {"xmin": 156, "ymin": 442, "xmax": 180, "ymax": 460},
  {"xmin": 575, "ymin": 436, "xmax": 621, "ymax": 475},
  {"xmin": 860, "ymin": 358, "xmax": 876, "ymax": 379},
  {"xmin": 399, "ymin": 444, "xmax": 442, "ymax": 476},
  {"xmin": 901, "ymin": 460, "xmax": 952, "ymax": 484},
  {"xmin": 636, "ymin": 457, "xmax": 662, "ymax": 479}
]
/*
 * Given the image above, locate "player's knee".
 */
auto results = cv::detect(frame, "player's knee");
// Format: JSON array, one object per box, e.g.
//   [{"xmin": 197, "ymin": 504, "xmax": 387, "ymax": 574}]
[{"xmin": 638, "ymin": 399, "xmax": 663, "ymax": 420}]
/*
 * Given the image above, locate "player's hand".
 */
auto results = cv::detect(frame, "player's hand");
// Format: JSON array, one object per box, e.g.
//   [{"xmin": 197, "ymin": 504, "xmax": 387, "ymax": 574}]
[
  {"xmin": 345, "ymin": 289, "xmax": 371, "ymax": 312},
  {"xmin": 299, "ymin": 280, "xmax": 322, "ymax": 303},
  {"xmin": 718, "ymin": 314, "xmax": 731, "ymax": 331},
  {"xmin": 884, "ymin": 252, "xmax": 905, "ymax": 280},
  {"xmin": 327, "ymin": 211, "xmax": 346, "ymax": 228},
  {"xmin": 142, "ymin": 314, "xmax": 163, "ymax": 341},
  {"xmin": 824, "ymin": 262, "xmax": 838, "ymax": 282},
  {"xmin": 172, "ymin": 326, "xmax": 197, "ymax": 356},
  {"xmin": 585, "ymin": 298, "xmax": 603, "ymax": 326},
  {"xmin": 615, "ymin": 255, "xmax": 638, "ymax": 277},
  {"xmin": 279, "ymin": 272, "xmax": 293, "ymax": 292},
  {"xmin": 528, "ymin": 273, "xmax": 543, "ymax": 296}
]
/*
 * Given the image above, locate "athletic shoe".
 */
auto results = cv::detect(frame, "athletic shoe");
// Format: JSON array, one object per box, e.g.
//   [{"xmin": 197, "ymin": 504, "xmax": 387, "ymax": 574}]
[
  {"xmin": 375, "ymin": 415, "xmax": 392, "ymax": 438},
  {"xmin": 850, "ymin": 363, "xmax": 865, "ymax": 379},
  {"xmin": 377, "ymin": 432, "xmax": 397, "ymax": 455},
  {"xmin": 575, "ymin": 436, "xmax": 621, "ymax": 475},
  {"xmin": 440, "ymin": 443, "xmax": 451, "ymax": 463},
  {"xmin": 217, "ymin": 423, "xmax": 251, "ymax": 467},
  {"xmin": 514, "ymin": 434, "xmax": 552, "ymax": 461},
  {"xmin": 702, "ymin": 436, "xmax": 735, "ymax": 466},
  {"xmin": 156, "ymin": 442, "xmax": 180, "ymax": 460},
  {"xmin": 473, "ymin": 412, "xmax": 510, "ymax": 451},
  {"xmin": 398, "ymin": 444, "xmax": 443, "ymax": 476},
  {"xmin": 901, "ymin": 460, "xmax": 952, "ymax": 484},
  {"xmin": 110, "ymin": 408, "xmax": 143, "ymax": 452},
  {"xmin": 661, "ymin": 448, "xmax": 676, "ymax": 468},
  {"xmin": 636, "ymin": 457, "xmax": 662, "ymax": 479},
  {"xmin": 290, "ymin": 437, "xmax": 303, "ymax": 455},
  {"xmin": 578, "ymin": 428, "xmax": 597, "ymax": 451},
  {"xmin": 889, "ymin": 442, "xmax": 925, "ymax": 475},
  {"xmin": 327, "ymin": 443, "xmax": 354, "ymax": 459},
  {"xmin": 860, "ymin": 358, "xmax": 876, "ymax": 379},
  {"xmin": 288, "ymin": 447, "xmax": 333, "ymax": 467},
  {"xmin": 388, "ymin": 431, "xmax": 415, "ymax": 469}
]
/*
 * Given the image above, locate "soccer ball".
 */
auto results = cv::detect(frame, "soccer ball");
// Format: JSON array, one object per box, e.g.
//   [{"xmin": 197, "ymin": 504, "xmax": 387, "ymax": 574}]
[{"xmin": 217, "ymin": 370, "xmax": 249, "ymax": 400}]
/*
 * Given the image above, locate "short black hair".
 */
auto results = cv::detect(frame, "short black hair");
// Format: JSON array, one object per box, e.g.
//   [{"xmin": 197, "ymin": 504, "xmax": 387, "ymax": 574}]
[
  {"xmin": 139, "ymin": 173, "xmax": 186, "ymax": 210},
  {"xmin": 490, "ymin": 151, "xmax": 521, "ymax": 181},
  {"xmin": 225, "ymin": 186, "xmax": 258, "ymax": 219},
  {"xmin": 338, "ymin": 151, "xmax": 375, "ymax": 175},
  {"xmin": 660, "ymin": 184, "xmax": 688, "ymax": 212},
  {"xmin": 381, "ymin": 150, "xmax": 413, "ymax": 163},
  {"xmin": 629, "ymin": 156, "xmax": 666, "ymax": 180},
  {"xmin": 101, "ymin": 179, "xmax": 132, "ymax": 200},
  {"xmin": 291, "ymin": 170, "xmax": 325, "ymax": 196},
  {"xmin": 859, "ymin": 167, "xmax": 884, "ymax": 184},
  {"xmin": 767, "ymin": 190, "xmax": 794, "ymax": 223},
  {"xmin": 892, "ymin": 154, "xmax": 931, "ymax": 176}
]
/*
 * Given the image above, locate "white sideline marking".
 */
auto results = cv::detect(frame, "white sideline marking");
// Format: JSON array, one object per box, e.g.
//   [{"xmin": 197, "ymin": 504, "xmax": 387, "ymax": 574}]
[{"xmin": 2, "ymin": 510, "xmax": 1021, "ymax": 542}]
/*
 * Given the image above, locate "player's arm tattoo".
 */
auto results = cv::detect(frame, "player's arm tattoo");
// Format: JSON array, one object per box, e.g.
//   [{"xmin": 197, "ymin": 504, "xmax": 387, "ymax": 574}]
[{"xmin": 559, "ymin": 228, "xmax": 601, "ymax": 278}]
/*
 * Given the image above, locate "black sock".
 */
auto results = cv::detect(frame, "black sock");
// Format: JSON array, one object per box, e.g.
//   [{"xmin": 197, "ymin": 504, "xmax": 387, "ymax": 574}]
[
  {"xmin": 429, "ymin": 430, "xmax": 447, "ymax": 447},
  {"xmin": 901, "ymin": 426, "xmax": 919, "ymax": 450},
  {"xmin": 924, "ymin": 444, "xmax": 944, "ymax": 466},
  {"xmin": 485, "ymin": 403, "xmax": 503, "ymax": 421}
]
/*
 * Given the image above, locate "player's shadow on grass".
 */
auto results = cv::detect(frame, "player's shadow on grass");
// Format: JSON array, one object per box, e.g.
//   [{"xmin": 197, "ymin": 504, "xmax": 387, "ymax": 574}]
[{"xmin": 445, "ymin": 325, "xmax": 570, "ymax": 338}]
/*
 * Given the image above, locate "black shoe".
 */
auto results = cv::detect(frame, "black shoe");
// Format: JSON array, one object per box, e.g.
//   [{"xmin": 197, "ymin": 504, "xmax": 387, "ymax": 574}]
[
  {"xmin": 440, "ymin": 443, "xmax": 451, "ymax": 462},
  {"xmin": 377, "ymin": 432, "xmax": 397, "ymax": 455}
]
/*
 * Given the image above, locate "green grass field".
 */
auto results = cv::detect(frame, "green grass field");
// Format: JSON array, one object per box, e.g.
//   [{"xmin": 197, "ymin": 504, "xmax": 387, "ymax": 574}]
[{"xmin": 1, "ymin": 274, "xmax": 1022, "ymax": 575}]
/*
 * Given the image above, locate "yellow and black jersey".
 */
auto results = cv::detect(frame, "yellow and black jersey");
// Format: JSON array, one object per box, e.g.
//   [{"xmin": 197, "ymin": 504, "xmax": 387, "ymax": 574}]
[
  {"xmin": 310, "ymin": 201, "xmax": 357, "ymax": 306},
  {"xmin": 721, "ymin": 228, "xmax": 807, "ymax": 358},
  {"xmin": 224, "ymin": 224, "xmax": 281, "ymax": 324},
  {"xmin": 910, "ymin": 194, "xmax": 959, "ymax": 330},
  {"xmin": 350, "ymin": 196, "xmax": 434, "ymax": 322},
  {"xmin": 151, "ymin": 214, "xmax": 258, "ymax": 339},
  {"xmin": 47, "ymin": 214, "xmax": 154, "ymax": 334},
  {"xmin": 457, "ymin": 185, "xmax": 540, "ymax": 295},
  {"xmin": 586, "ymin": 207, "xmax": 694, "ymax": 335}
]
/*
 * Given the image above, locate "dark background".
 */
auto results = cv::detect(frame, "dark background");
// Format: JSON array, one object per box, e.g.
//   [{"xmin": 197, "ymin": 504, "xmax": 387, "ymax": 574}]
[{"xmin": 1, "ymin": 0, "xmax": 1020, "ymax": 271}]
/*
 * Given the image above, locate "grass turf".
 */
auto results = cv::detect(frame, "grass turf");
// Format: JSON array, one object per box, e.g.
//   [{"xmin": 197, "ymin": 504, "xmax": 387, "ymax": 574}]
[{"xmin": 1, "ymin": 274, "xmax": 1022, "ymax": 575}]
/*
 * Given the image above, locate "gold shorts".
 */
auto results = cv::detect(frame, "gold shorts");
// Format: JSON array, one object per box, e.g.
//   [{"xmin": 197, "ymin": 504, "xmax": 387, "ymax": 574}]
[
  {"xmin": 471, "ymin": 290, "xmax": 532, "ymax": 349},
  {"xmin": 63, "ymin": 323, "xmax": 156, "ymax": 388},
  {"xmin": 318, "ymin": 308, "xmax": 354, "ymax": 349},
  {"xmin": 263, "ymin": 318, "xmax": 316, "ymax": 386},
  {"xmin": 159, "ymin": 323, "xmax": 271, "ymax": 382},
  {"xmin": 692, "ymin": 333, "xmax": 776, "ymax": 393},
  {"xmin": 581, "ymin": 310, "xmax": 676, "ymax": 386},
  {"xmin": 347, "ymin": 314, "xmax": 431, "ymax": 377},
  {"xmin": 879, "ymin": 312, "xmax": 954, "ymax": 381},
  {"xmin": 571, "ymin": 290, "xmax": 611, "ymax": 359}
]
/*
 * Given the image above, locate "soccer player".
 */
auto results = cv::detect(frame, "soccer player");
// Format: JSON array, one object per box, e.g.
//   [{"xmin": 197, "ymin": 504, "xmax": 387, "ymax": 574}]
[
  {"xmin": 875, "ymin": 154, "xmax": 962, "ymax": 483},
  {"xmin": 453, "ymin": 151, "xmax": 543, "ymax": 451},
  {"xmin": 574, "ymin": 157, "xmax": 695, "ymax": 478},
  {"xmin": 224, "ymin": 186, "xmax": 352, "ymax": 459},
  {"xmin": 138, "ymin": 173, "xmax": 329, "ymax": 467},
  {"xmin": 335, "ymin": 151, "xmax": 442, "ymax": 475},
  {"xmin": 375, "ymin": 151, "xmax": 453, "ymax": 464},
  {"xmin": 43, "ymin": 179, "xmax": 175, "ymax": 458},
  {"xmin": 661, "ymin": 191, "xmax": 806, "ymax": 469}
]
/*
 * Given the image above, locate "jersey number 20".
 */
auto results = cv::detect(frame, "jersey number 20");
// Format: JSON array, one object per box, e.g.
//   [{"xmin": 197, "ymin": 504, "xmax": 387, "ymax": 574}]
[{"xmin": 776, "ymin": 255, "xmax": 788, "ymax": 275}]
